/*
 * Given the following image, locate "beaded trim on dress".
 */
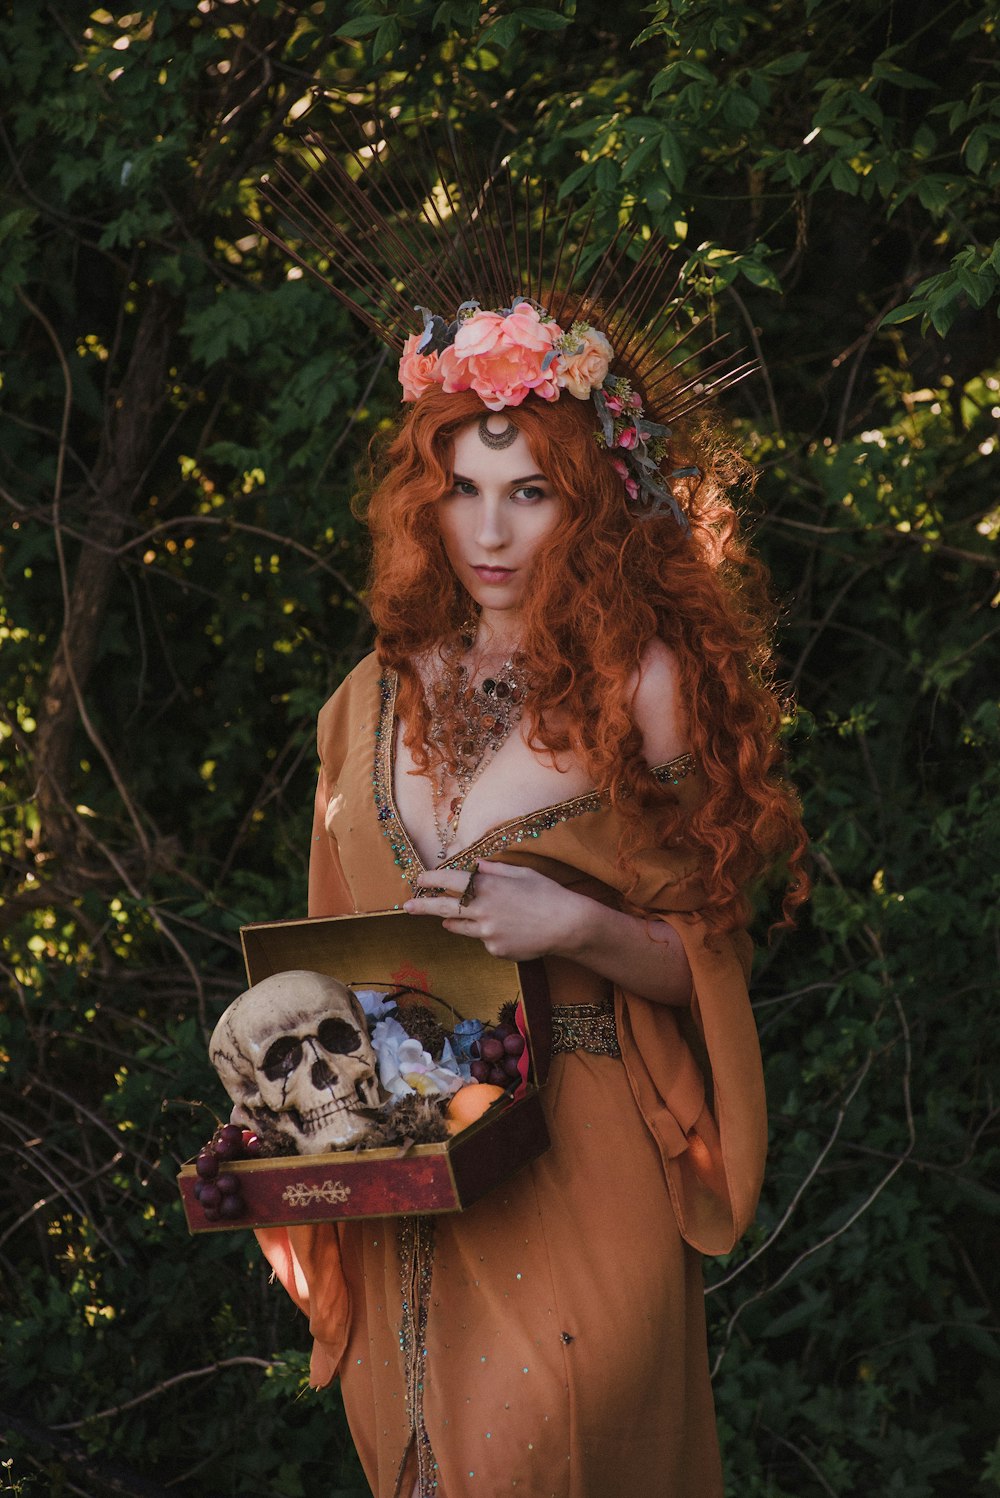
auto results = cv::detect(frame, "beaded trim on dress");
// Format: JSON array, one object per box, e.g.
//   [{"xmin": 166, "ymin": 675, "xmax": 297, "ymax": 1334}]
[
  {"xmin": 551, "ymin": 1001, "xmax": 622, "ymax": 1060},
  {"xmin": 372, "ymin": 671, "xmax": 696, "ymax": 891}
]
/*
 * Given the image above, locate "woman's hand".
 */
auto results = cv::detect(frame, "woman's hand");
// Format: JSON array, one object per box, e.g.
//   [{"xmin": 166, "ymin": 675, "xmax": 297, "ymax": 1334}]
[
  {"xmin": 404, "ymin": 861, "xmax": 582, "ymax": 962},
  {"xmin": 404, "ymin": 861, "xmax": 692, "ymax": 1005}
]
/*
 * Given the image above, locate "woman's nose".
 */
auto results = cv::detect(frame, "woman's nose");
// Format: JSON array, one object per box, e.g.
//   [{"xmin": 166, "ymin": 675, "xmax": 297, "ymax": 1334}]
[{"xmin": 475, "ymin": 497, "xmax": 509, "ymax": 549}]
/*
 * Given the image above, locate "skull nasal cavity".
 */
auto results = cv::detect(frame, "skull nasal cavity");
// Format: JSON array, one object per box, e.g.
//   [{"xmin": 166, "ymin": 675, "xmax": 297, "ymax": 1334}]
[{"xmin": 312, "ymin": 1057, "xmax": 337, "ymax": 1089}]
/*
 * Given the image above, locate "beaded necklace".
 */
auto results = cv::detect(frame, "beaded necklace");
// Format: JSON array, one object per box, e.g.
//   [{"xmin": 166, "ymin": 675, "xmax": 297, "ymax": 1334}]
[{"xmin": 425, "ymin": 626, "xmax": 530, "ymax": 862}]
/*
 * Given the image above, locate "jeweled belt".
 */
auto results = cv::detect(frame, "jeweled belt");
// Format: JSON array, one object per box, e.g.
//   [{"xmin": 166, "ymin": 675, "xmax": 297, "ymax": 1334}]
[{"xmin": 550, "ymin": 1000, "xmax": 621, "ymax": 1059}]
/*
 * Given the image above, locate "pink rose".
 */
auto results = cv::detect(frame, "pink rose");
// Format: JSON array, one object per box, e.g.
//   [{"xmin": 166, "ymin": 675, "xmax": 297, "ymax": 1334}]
[
  {"xmin": 616, "ymin": 425, "xmax": 639, "ymax": 450},
  {"xmin": 438, "ymin": 304, "xmax": 562, "ymax": 411},
  {"xmin": 555, "ymin": 326, "xmax": 614, "ymax": 400},
  {"xmin": 604, "ymin": 394, "xmax": 624, "ymax": 416},
  {"xmin": 398, "ymin": 333, "xmax": 443, "ymax": 401},
  {"xmin": 611, "ymin": 457, "xmax": 629, "ymax": 480},
  {"xmin": 625, "ymin": 477, "xmax": 640, "ymax": 502}
]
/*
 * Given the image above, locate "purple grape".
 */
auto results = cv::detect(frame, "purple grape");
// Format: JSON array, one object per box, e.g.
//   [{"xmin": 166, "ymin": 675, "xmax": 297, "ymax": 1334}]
[
  {"xmin": 198, "ymin": 1183, "xmax": 221, "ymax": 1210},
  {"xmin": 488, "ymin": 1064, "xmax": 506, "ymax": 1087},
  {"xmin": 218, "ymin": 1123, "xmax": 243, "ymax": 1149},
  {"xmin": 503, "ymin": 1032, "xmax": 525, "ymax": 1058},
  {"xmin": 212, "ymin": 1134, "xmax": 240, "ymax": 1161},
  {"xmin": 470, "ymin": 1059, "xmax": 490, "ymax": 1083},
  {"xmin": 220, "ymin": 1194, "xmax": 244, "ymax": 1220},
  {"xmin": 196, "ymin": 1151, "xmax": 219, "ymax": 1180},
  {"xmin": 216, "ymin": 1172, "xmax": 240, "ymax": 1197},
  {"xmin": 503, "ymin": 1054, "xmax": 521, "ymax": 1078},
  {"xmin": 494, "ymin": 1023, "xmax": 514, "ymax": 1041},
  {"xmin": 480, "ymin": 1036, "xmax": 504, "ymax": 1063},
  {"xmin": 202, "ymin": 1205, "xmax": 220, "ymax": 1222}
]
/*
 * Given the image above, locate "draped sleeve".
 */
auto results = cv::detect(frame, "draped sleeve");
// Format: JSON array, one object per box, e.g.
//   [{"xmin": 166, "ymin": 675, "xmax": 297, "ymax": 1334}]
[
  {"xmin": 475, "ymin": 788, "xmax": 768, "ymax": 1259},
  {"xmin": 614, "ymin": 821, "xmax": 766, "ymax": 1255}
]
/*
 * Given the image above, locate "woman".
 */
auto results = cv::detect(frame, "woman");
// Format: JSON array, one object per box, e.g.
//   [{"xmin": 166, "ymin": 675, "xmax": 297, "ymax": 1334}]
[{"xmin": 256, "ymin": 325, "xmax": 807, "ymax": 1496}]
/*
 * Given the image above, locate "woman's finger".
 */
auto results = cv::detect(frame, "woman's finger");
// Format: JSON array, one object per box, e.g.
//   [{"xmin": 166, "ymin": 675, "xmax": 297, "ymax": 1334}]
[
  {"xmin": 413, "ymin": 869, "xmax": 471, "ymax": 895},
  {"xmin": 403, "ymin": 894, "xmax": 468, "ymax": 919}
]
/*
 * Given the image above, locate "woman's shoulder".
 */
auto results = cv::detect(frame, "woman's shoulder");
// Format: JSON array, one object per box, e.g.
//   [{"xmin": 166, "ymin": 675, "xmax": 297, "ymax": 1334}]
[
  {"xmin": 316, "ymin": 651, "xmax": 383, "ymax": 753},
  {"xmin": 630, "ymin": 638, "xmax": 689, "ymax": 767}
]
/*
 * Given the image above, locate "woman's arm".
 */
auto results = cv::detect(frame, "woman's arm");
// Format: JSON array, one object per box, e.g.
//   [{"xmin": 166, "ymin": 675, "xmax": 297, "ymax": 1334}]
[{"xmin": 405, "ymin": 862, "xmax": 692, "ymax": 1006}]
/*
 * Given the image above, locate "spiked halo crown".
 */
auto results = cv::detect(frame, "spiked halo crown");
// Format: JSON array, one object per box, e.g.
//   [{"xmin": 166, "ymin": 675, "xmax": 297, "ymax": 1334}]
[{"xmin": 257, "ymin": 119, "xmax": 754, "ymax": 530}]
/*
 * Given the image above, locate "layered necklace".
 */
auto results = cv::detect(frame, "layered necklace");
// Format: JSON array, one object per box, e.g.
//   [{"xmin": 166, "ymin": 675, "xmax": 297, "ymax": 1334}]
[{"xmin": 425, "ymin": 622, "xmax": 530, "ymax": 862}]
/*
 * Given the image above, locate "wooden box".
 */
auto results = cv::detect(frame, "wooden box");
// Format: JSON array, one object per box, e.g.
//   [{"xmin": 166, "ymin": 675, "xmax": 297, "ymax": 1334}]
[{"xmin": 177, "ymin": 910, "xmax": 551, "ymax": 1233}]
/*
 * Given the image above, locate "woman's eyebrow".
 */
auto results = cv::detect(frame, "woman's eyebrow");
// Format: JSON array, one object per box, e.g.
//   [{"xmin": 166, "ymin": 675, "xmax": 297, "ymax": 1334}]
[{"xmin": 451, "ymin": 471, "xmax": 548, "ymax": 485}]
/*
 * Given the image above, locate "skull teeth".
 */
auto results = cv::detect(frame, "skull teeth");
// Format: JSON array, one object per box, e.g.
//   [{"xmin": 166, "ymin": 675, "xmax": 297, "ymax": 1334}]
[{"xmin": 300, "ymin": 1100, "xmax": 355, "ymax": 1132}]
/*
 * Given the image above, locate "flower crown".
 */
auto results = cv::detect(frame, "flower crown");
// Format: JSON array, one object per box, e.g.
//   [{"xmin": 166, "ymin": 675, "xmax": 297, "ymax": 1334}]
[{"xmin": 397, "ymin": 297, "xmax": 698, "ymax": 530}]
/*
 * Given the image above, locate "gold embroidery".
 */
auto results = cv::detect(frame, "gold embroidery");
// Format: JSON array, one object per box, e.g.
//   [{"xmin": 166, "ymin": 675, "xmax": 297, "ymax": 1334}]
[
  {"xmin": 551, "ymin": 1001, "xmax": 622, "ymax": 1059},
  {"xmin": 280, "ymin": 1180, "xmax": 351, "ymax": 1208},
  {"xmin": 396, "ymin": 1215, "xmax": 438, "ymax": 1495}
]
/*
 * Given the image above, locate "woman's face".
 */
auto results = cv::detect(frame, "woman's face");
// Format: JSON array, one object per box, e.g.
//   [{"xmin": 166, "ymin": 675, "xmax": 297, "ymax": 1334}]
[{"xmin": 438, "ymin": 418, "xmax": 561, "ymax": 628}]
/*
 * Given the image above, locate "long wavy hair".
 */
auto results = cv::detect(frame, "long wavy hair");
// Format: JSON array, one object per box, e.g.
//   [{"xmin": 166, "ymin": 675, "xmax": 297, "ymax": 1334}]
[{"xmin": 360, "ymin": 384, "xmax": 808, "ymax": 932}]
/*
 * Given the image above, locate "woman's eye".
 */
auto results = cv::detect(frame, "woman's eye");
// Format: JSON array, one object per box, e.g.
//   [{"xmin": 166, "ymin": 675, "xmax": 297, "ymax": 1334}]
[
  {"xmin": 512, "ymin": 485, "xmax": 546, "ymax": 503},
  {"xmin": 451, "ymin": 480, "xmax": 477, "ymax": 496}
]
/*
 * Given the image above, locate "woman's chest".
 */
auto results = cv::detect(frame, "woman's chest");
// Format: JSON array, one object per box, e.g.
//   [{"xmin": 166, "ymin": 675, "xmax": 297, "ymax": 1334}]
[{"xmin": 393, "ymin": 717, "xmax": 595, "ymax": 869}]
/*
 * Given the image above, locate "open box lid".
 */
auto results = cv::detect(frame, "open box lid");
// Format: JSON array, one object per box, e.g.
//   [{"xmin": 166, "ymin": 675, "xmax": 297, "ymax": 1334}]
[{"xmin": 240, "ymin": 909, "xmax": 552, "ymax": 1086}]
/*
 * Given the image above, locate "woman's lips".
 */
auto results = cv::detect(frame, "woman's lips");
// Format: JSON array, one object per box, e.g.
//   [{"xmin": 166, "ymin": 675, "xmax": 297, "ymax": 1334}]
[{"xmin": 472, "ymin": 565, "xmax": 516, "ymax": 583}]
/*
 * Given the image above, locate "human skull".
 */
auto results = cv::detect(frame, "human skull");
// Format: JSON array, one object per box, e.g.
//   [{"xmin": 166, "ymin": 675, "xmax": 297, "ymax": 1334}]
[{"xmin": 209, "ymin": 970, "xmax": 383, "ymax": 1153}]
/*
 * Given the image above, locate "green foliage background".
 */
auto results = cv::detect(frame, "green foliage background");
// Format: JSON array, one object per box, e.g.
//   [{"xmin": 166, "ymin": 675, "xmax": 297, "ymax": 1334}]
[{"xmin": 1, "ymin": 1, "xmax": 997, "ymax": 1494}]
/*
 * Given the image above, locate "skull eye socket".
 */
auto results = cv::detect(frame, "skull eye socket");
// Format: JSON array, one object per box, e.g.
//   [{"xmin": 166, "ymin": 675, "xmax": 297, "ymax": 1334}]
[
  {"xmin": 262, "ymin": 1036, "xmax": 303, "ymax": 1080},
  {"xmin": 317, "ymin": 1017, "xmax": 364, "ymax": 1055}
]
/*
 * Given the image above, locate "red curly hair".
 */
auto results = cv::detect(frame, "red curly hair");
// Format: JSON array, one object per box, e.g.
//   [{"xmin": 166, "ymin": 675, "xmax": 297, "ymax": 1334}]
[{"xmin": 361, "ymin": 385, "xmax": 808, "ymax": 932}]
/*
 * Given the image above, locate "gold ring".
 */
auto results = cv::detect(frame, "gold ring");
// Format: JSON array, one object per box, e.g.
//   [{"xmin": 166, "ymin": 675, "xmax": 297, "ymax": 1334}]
[{"xmin": 458, "ymin": 865, "xmax": 478, "ymax": 908}]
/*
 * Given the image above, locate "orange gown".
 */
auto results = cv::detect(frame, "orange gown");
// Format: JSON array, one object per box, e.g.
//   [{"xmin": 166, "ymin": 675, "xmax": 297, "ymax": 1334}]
[{"xmin": 256, "ymin": 653, "xmax": 767, "ymax": 1498}]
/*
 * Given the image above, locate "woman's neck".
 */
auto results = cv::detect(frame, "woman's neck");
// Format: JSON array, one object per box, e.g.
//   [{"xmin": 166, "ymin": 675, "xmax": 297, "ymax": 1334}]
[{"xmin": 473, "ymin": 608, "xmax": 523, "ymax": 657}]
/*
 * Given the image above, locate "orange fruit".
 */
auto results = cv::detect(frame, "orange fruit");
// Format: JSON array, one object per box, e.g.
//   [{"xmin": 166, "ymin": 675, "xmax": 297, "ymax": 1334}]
[{"xmin": 445, "ymin": 1083, "xmax": 505, "ymax": 1135}]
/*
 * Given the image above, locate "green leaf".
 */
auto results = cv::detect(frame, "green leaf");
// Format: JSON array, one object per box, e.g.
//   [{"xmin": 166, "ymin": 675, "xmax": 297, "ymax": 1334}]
[
  {"xmin": 594, "ymin": 157, "xmax": 618, "ymax": 191},
  {"xmin": 511, "ymin": 7, "xmax": 573, "ymax": 30},
  {"xmin": 880, "ymin": 301, "xmax": 923, "ymax": 327},
  {"xmin": 633, "ymin": 20, "xmax": 680, "ymax": 46},
  {"xmin": 556, "ymin": 160, "xmax": 593, "ymax": 200},
  {"xmin": 723, "ymin": 91, "xmax": 760, "ymax": 129},
  {"xmin": 373, "ymin": 18, "xmax": 401, "ymax": 56},
  {"xmin": 620, "ymin": 135, "xmax": 660, "ymax": 180},
  {"xmin": 740, "ymin": 258, "xmax": 781, "ymax": 292},
  {"xmin": 485, "ymin": 13, "xmax": 520, "ymax": 49},
  {"xmin": 915, "ymin": 174, "xmax": 953, "ymax": 214},
  {"xmin": 830, "ymin": 157, "xmax": 860, "ymax": 194},
  {"xmin": 965, "ymin": 125, "xmax": 992, "ymax": 177},
  {"xmin": 871, "ymin": 59, "xmax": 937, "ymax": 90},
  {"xmin": 763, "ymin": 50, "xmax": 810, "ymax": 76},
  {"xmin": 335, "ymin": 14, "xmax": 383, "ymax": 38}
]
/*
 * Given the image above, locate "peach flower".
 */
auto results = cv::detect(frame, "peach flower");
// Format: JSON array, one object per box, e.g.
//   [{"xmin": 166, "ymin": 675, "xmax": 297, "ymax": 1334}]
[
  {"xmin": 437, "ymin": 303, "xmax": 562, "ymax": 410},
  {"xmin": 555, "ymin": 326, "xmax": 614, "ymax": 400},
  {"xmin": 398, "ymin": 333, "xmax": 443, "ymax": 401}
]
